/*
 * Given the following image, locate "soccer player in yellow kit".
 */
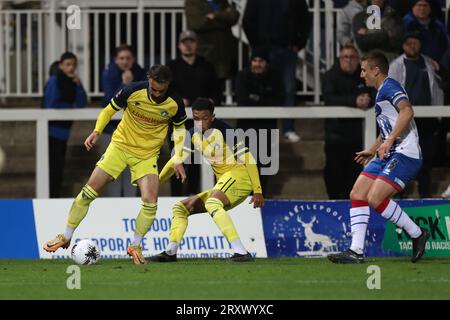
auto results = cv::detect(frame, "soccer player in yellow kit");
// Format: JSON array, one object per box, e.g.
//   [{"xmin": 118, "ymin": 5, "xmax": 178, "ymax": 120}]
[
  {"xmin": 44, "ymin": 65, "xmax": 187, "ymax": 265},
  {"xmin": 150, "ymin": 98, "xmax": 265, "ymax": 262}
]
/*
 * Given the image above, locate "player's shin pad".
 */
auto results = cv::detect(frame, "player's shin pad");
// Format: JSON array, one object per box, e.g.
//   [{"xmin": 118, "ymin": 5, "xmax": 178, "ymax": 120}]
[
  {"xmin": 136, "ymin": 202, "xmax": 157, "ymax": 237},
  {"xmin": 169, "ymin": 202, "xmax": 189, "ymax": 243},
  {"xmin": 205, "ymin": 198, "xmax": 239, "ymax": 243},
  {"xmin": 67, "ymin": 185, "xmax": 98, "ymax": 228}
]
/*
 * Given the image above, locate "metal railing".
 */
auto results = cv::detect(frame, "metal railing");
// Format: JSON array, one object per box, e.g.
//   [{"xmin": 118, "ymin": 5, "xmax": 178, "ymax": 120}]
[
  {"xmin": 1, "ymin": 106, "xmax": 449, "ymax": 198},
  {"xmin": 1, "ymin": 0, "xmax": 450, "ymax": 101},
  {"xmin": 0, "ymin": 0, "xmax": 343, "ymax": 103},
  {"xmin": 0, "ymin": 3, "xmax": 187, "ymax": 97}
]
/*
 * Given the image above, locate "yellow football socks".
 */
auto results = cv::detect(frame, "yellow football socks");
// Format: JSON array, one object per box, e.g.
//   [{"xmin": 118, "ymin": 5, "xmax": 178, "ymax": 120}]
[
  {"xmin": 135, "ymin": 202, "xmax": 157, "ymax": 238},
  {"xmin": 205, "ymin": 197, "xmax": 239, "ymax": 243},
  {"xmin": 67, "ymin": 184, "xmax": 98, "ymax": 229},
  {"xmin": 169, "ymin": 202, "xmax": 190, "ymax": 243}
]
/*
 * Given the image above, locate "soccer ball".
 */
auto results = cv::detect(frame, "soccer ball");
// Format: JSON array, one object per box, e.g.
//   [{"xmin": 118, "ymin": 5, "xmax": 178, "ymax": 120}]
[{"xmin": 71, "ymin": 239, "xmax": 101, "ymax": 265}]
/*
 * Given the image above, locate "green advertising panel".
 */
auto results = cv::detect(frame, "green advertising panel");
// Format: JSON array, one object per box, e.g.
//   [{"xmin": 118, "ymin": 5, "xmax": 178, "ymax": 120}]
[{"xmin": 382, "ymin": 204, "xmax": 450, "ymax": 257}]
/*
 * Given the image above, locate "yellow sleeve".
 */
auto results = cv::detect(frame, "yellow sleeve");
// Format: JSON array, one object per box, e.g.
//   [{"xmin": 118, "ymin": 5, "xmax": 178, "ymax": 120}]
[
  {"xmin": 159, "ymin": 158, "xmax": 176, "ymax": 185},
  {"xmin": 159, "ymin": 147, "xmax": 192, "ymax": 184},
  {"xmin": 94, "ymin": 104, "xmax": 118, "ymax": 133},
  {"xmin": 172, "ymin": 123, "xmax": 186, "ymax": 164},
  {"xmin": 241, "ymin": 151, "xmax": 263, "ymax": 194}
]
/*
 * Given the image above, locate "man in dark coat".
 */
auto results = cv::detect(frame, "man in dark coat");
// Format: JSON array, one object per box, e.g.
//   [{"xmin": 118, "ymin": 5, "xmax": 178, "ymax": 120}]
[
  {"xmin": 243, "ymin": 0, "xmax": 312, "ymax": 143},
  {"xmin": 235, "ymin": 47, "xmax": 284, "ymax": 192},
  {"xmin": 322, "ymin": 45, "xmax": 372, "ymax": 199}
]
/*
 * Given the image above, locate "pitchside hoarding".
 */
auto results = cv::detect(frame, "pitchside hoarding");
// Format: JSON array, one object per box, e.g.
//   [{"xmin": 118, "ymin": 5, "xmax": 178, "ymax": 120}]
[
  {"xmin": 261, "ymin": 200, "xmax": 450, "ymax": 258},
  {"xmin": 33, "ymin": 197, "xmax": 267, "ymax": 259},
  {"xmin": 383, "ymin": 203, "xmax": 450, "ymax": 257},
  {"xmin": 0, "ymin": 198, "xmax": 449, "ymax": 259}
]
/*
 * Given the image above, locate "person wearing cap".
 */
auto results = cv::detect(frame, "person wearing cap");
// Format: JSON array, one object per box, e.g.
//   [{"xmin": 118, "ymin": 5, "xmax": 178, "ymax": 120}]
[
  {"xmin": 403, "ymin": 0, "xmax": 448, "ymax": 62},
  {"xmin": 168, "ymin": 30, "xmax": 221, "ymax": 108},
  {"xmin": 234, "ymin": 47, "xmax": 283, "ymax": 193},
  {"xmin": 166, "ymin": 30, "xmax": 221, "ymax": 196},
  {"xmin": 389, "ymin": 32, "xmax": 444, "ymax": 197},
  {"xmin": 322, "ymin": 45, "xmax": 373, "ymax": 200}
]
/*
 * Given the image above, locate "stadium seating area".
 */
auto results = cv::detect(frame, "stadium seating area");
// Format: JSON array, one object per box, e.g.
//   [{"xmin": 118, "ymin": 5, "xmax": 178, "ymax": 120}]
[{"xmin": 1, "ymin": 0, "xmax": 450, "ymax": 199}]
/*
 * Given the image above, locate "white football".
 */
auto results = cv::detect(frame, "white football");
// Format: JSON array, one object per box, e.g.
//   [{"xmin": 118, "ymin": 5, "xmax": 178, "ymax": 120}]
[{"xmin": 71, "ymin": 239, "xmax": 101, "ymax": 265}]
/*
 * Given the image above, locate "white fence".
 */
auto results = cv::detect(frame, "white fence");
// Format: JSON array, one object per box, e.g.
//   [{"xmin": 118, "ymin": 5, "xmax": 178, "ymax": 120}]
[
  {"xmin": 1, "ymin": 106, "xmax": 450, "ymax": 198},
  {"xmin": 0, "ymin": 0, "xmax": 346, "ymax": 104}
]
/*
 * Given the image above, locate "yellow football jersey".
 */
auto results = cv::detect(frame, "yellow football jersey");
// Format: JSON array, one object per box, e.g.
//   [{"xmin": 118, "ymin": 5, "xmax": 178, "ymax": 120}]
[
  {"xmin": 185, "ymin": 119, "xmax": 249, "ymax": 179},
  {"xmin": 109, "ymin": 81, "xmax": 187, "ymax": 158}
]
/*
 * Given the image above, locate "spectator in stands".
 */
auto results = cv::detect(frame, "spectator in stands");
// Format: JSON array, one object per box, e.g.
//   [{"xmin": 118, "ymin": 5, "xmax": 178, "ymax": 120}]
[
  {"xmin": 389, "ymin": 33, "xmax": 444, "ymax": 198},
  {"xmin": 235, "ymin": 47, "xmax": 284, "ymax": 192},
  {"xmin": 390, "ymin": 0, "xmax": 444, "ymax": 21},
  {"xmin": 243, "ymin": 0, "xmax": 312, "ymax": 143},
  {"xmin": 101, "ymin": 44, "xmax": 146, "ymax": 197},
  {"xmin": 403, "ymin": 0, "xmax": 448, "ymax": 63},
  {"xmin": 337, "ymin": 0, "xmax": 367, "ymax": 47},
  {"xmin": 167, "ymin": 30, "xmax": 221, "ymax": 196},
  {"xmin": 43, "ymin": 52, "xmax": 87, "ymax": 198},
  {"xmin": 322, "ymin": 45, "xmax": 372, "ymax": 199},
  {"xmin": 168, "ymin": 30, "xmax": 221, "ymax": 107},
  {"xmin": 185, "ymin": 0, "xmax": 240, "ymax": 83},
  {"xmin": 353, "ymin": 0, "xmax": 404, "ymax": 62}
]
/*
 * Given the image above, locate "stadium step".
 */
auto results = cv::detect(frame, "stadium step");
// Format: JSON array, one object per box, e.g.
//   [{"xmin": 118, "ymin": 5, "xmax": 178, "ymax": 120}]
[
  {"xmin": 1, "ymin": 115, "xmax": 450, "ymax": 199},
  {"xmin": 0, "ymin": 174, "xmax": 35, "ymax": 198},
  {"xmin": 268, "ymin": 171, "xmax": 327, "ymax": 200}
]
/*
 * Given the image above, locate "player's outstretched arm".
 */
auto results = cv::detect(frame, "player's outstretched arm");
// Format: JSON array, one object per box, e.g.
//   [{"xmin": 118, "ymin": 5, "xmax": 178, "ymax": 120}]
[
  {"xmin": 250, "ymin": 193, "xmax": 264, "ymax": 208},
  {"xmin": 84, "ymin": 131, "xmax": 100, "ymax": 151},
  {"xmin": 84, "ymin": 104, "xmax": 118, "ymax": 151},
  {"xmin": 355, "ymin": 135, "xmax": 382, "ymax": 165},
  {"xmin": 159, "ymin": 149, "xmax": 191, "ymax": 184},
  {"xmin": 239, "ymin": 150, "xmax": 264, "ymax": 208}
]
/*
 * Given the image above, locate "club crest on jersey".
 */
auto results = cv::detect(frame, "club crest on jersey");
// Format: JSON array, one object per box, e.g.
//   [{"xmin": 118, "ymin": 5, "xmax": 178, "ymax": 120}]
[
  {"xmin": 131, "ymin": 101, "xmax": 140, "ymax": 107},
  {"xmin": 160, "ymin": 110, "xmax": 169, "ymax": 118},
  {"xmin": 383, "ymin": 159, "xmax": 398, "ymax": 174}
]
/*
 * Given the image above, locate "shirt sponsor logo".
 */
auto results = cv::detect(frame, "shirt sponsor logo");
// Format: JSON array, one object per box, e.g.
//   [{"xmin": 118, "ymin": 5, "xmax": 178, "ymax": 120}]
[{"xmin": 130, "ymin": 109, "xmax": 166, "ymax": 125}]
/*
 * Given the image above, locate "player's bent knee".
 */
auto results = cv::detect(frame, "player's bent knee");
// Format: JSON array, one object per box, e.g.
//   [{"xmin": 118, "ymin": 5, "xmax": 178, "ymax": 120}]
[
  {"xmin": 204, "ymin": 197, "xmax": 224, "ymax": 217},
  {"xmin": 173, "ymin": 202, "xmax": 189, "ymax": 218},
  {"xmin": 349, "ymin": 188, "xmax": 366, "ymax": 202},
  {"xmin": 367, "ymin": 192, "xmax": 384, "ymax": 209}
]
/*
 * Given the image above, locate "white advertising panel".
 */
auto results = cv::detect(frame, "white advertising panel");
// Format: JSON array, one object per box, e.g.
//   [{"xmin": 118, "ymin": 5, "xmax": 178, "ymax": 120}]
[{"xmin": 33, "ymin": 197, "xmax": 267, "ymax": 259}]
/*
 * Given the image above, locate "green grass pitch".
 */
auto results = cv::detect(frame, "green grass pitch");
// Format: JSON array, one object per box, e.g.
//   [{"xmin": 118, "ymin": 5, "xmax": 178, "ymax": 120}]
[{"xmin": 1, "ymin": 258, "xmax": 449, "ymax": 299}]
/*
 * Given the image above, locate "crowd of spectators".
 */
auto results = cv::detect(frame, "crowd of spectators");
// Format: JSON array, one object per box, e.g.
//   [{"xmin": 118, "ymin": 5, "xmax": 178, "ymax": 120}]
[
  {"xmin": 39, "ymin": 0, "xmax": 450, "ymax": 199},
  {"xmin": 328, "ymin": 0, "xmax": 450, "ymax": 199}
]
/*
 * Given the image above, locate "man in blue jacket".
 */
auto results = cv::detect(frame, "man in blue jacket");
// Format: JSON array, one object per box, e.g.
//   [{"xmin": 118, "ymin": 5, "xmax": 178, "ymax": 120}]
[
  {"xmin": 43, "ymin": 52, "xmax": 87, "ymax": 198},
  {"xmin": 403, "ymin": 0, "xmax": 448, "ymax": 62},
  {"xmin": 101, "ymin": 45, "xmax": 146, "ymax": 197}
]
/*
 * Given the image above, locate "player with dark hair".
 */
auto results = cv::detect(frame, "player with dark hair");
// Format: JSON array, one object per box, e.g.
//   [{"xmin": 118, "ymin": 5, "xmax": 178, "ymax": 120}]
[
  {"xmin": 328, "ymin": 51, "xmax": 430, "ymax": 264},
  {"xmin": 150, "ymin": 97, "xmax": 265, "ymax": 262},
  {"xmin": 44, "ymin": 65, "xmax": 187, "ymax": 265}
]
